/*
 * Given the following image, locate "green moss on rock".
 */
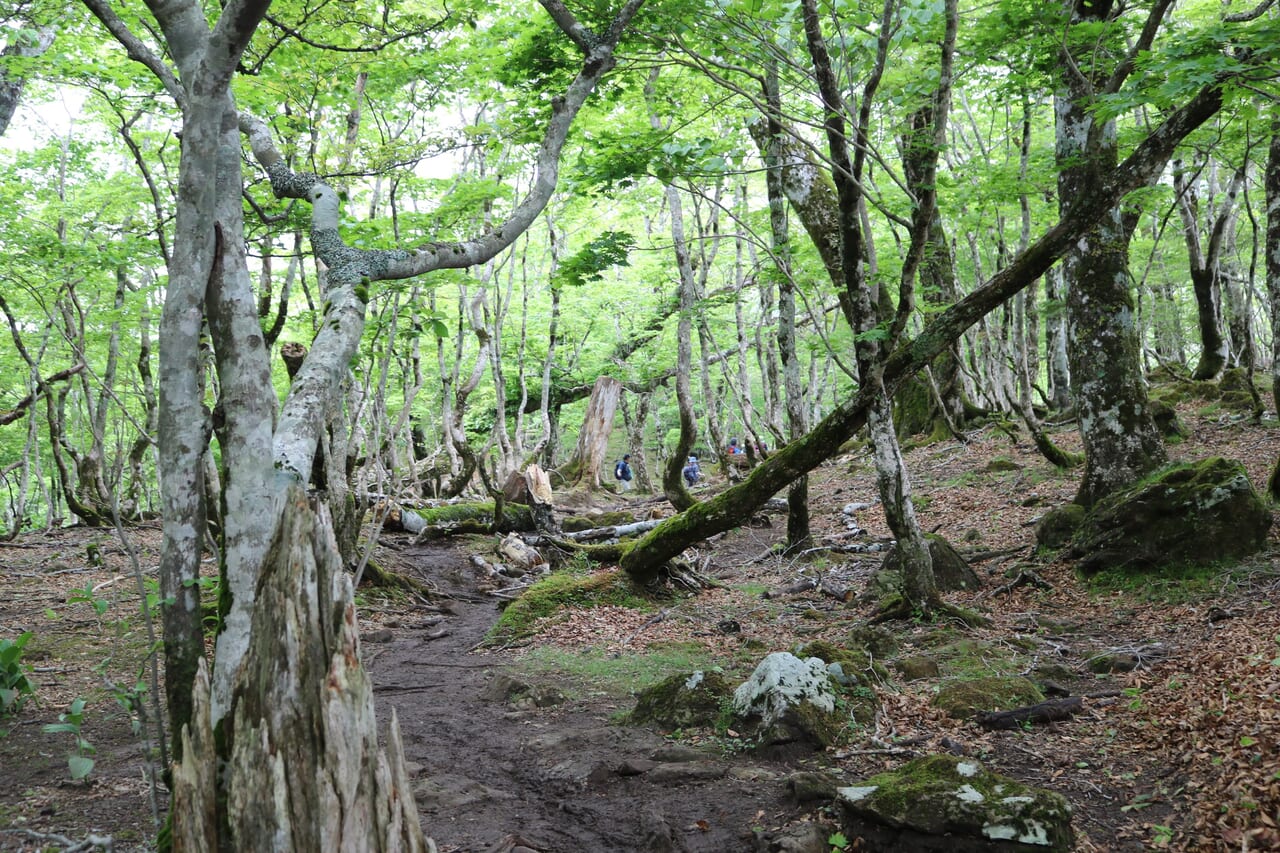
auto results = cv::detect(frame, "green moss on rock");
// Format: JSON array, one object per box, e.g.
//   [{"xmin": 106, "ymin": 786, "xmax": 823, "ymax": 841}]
[
  {"xmin": 628, "ymin": 670, "xmax": 734, "ymax": 730},
  {"xmin": 1035, "ymin": 503, "xmax": 1086, "ymax": 550},
  {"xmin": 837, "ymin": 755, "xmax": 1074, "ymax": 852},
  {"xmin": 1070, "ymin": 457, "xmax": 1271, "ymax": 575},
  {"xmin": 485, "ymin": 569, "xmax": 651, "ymax": 645},
  {"xmin": 932, "ymin": 676, "xmax": 1044, "ymax": 719}
]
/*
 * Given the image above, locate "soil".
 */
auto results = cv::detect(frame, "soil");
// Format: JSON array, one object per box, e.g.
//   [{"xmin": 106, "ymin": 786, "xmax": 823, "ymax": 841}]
[{"xmin": 2, "ymin": 403, "xmax": 1279, "ymax": 852}]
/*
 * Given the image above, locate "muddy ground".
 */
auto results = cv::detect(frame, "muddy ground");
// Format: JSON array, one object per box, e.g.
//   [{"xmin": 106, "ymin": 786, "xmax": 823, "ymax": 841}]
[{"xmin": 2, "ymin": 404, "xmax": 1279, "ymax": 851}]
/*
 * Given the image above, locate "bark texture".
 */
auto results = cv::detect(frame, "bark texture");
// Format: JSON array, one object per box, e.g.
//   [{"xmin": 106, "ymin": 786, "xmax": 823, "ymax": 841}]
[
  {"xmin": 172, "ymin": 487, "xmax": 425, "ymax": 852},
  {"xmin": 1056, "ymin": 0, "xmax": 1169, "ymax": 508}
]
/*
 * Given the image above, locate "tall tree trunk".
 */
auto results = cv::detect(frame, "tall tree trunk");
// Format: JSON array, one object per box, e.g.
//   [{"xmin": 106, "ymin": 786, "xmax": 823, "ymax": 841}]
[
  {"xmin": 647, "ymin": 67, "xmax": 700, "ymax": 510},
  {"xmin": 1056, "ymin": 0, "xmax": 1168, "ymax": 508},
  {"xmin": 761, "ymin": 60, "xmax": 811, "ymax": 550},
  {"xmin": 1268, "ymin": 112, "xmax": 1280, "ymax": 413}
]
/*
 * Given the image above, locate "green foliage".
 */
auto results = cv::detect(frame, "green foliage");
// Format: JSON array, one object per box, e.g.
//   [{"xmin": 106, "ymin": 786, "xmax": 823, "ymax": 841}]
[
  {"xmin": 553, "ymin": 230, "xmax": 637, "ymax": 289},
  {"xmin": 42, "ymin": 697, "xmax": 96, "ymax": 781},
  {"xmin": 0, "ymin": 632, "xmax": 37, "ymax": 718}
]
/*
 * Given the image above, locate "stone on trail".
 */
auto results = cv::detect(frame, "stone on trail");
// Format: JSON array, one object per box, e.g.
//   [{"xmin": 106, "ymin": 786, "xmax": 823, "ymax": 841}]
[
  {"xmin": 731, "ymin": 652, "xmax": 846, "ymax": 751},
  {"xmin": 836, "ymin": 754, "xmax": 1073, "ymax": 852}
]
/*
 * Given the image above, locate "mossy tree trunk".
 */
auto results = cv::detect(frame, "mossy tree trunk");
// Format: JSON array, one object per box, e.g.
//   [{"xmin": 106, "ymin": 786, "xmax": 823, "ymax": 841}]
[
  {"xmin": 1265, "ymin": 110, "xmax": 1280, "ymax": 415},
  {"xmin": 1056, "ymin": 0, "xmax": 1170, "ymax": 510}
]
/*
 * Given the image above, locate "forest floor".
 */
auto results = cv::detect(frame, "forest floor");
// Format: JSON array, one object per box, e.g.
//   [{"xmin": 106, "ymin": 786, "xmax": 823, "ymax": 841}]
[{"xmin": 1, "ymin": 401, "xmax": 1279, "ymax": 852}]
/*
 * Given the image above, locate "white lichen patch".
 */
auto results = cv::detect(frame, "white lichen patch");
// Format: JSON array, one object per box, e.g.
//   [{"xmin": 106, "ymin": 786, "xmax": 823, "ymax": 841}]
[
  {"xmin": 732, "ymin": 652, "xmax": 836, "ymax": 725},
  {"xmin": 955, "ymin": 784, "xmax": 985, "ymax": 804},
  {"xmin": 837, "ymin": 785, "xmax": 879, "ymax": 802},
  {"xmin": 984, "ymin": 819, "xmax": 1052, "ymax": 846},
  {"xmin": 1002, "ymin": 796, "xmax": 1035, "ymax": 805},
  {"xmin": 685, "ymin": 671, "xmax": 705, "ymax": 690},
  {"xmin": 956, "ymin": 762, "xmax": 979, "ymax": 778}
]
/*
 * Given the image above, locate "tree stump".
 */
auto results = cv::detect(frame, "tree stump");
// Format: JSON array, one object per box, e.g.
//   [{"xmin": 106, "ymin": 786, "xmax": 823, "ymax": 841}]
[{"xmin": 171, "ymin": 486, "xmax": 428, "ymax": 851}]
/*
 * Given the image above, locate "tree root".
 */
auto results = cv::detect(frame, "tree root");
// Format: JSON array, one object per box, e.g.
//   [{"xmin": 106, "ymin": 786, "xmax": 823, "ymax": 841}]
[
  {"xmin": 870, "ymin": 594, "xmax": 989, "ymax": 627},
  {"xmin": 357, "ymin": 558, "xmax": 438, "ymax": 599}
]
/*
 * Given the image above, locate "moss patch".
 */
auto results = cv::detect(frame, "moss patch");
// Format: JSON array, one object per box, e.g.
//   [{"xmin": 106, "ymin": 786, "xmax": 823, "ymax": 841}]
[
  {"xmin": 932, "ymin": 676, "xmax": 1044, "ymax": 718},
  {"xmin": 485, "ymin": 569, "xmax": 652, "ymax": 645}
]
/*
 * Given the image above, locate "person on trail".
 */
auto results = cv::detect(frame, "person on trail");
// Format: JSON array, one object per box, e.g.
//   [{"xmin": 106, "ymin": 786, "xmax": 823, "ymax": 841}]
[
  {"xmin": 682, "ymin": 455, "xmax": 700, "ymax": 487},
  {"xmin": 614, "ymin": 454, "xmax": 634, "ymax": 491}
]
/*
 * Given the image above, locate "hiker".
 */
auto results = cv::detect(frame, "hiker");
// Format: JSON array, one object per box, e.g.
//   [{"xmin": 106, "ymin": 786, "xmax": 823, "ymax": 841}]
[
  {"xmin": 614, "ymin": 454, "xmax": 634, "ymax": 491},
  {"xmin": 682, "ymin": 455, "xmax": 701, "ymax": 487}
]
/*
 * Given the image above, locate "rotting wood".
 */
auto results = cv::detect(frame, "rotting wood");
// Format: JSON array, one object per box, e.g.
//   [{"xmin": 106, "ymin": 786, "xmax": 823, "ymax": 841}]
[{"xmin": 975, "ymin": 696, "xmax": 1084, "ymax": 730}]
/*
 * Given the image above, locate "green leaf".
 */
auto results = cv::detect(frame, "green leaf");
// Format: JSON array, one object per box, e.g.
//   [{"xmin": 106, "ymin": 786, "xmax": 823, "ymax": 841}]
[{"xmin": 68, "ymin": 755, "xmax": 94, "ymax": 780}]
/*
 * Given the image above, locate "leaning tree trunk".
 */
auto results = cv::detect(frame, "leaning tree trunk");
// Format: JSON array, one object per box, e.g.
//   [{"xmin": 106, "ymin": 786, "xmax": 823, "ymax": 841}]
[
  {"xmin": 619, "ymin": 78, "xmax": 1226, "ymax": 581},
  {"xmin": 172, "ymin": 487, "xmax": 424, "ymax": 851},
  {"xmin": 558, "ymin": 375, "xmax": 622, "ymax": 489}
]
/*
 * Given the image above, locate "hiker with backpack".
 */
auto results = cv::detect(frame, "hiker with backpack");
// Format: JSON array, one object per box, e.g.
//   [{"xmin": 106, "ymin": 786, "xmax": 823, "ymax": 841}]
[{"xmin": 614, "ymin": 454, "xmax": 634, "ymax": 491}]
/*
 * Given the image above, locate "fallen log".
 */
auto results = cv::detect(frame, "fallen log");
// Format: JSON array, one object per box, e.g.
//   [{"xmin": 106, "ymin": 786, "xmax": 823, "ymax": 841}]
[
  {"xmin": 564, "ymin": 519, "xmax": 662, "ymax": 542},
  {"xmin": 974, "ymin": 696, "xmax": 1084, "ymax": 731}
]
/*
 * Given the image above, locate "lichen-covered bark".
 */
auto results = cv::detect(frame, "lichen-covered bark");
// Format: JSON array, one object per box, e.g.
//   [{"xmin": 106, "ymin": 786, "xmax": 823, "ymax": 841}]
[
  {"xmin": 1266, "ymin": 112, "xmax": 1280, "ymax": 413},
  {"xmin": 1056, "ymin": 0, "xmax": 1169, "ymax": 508}
]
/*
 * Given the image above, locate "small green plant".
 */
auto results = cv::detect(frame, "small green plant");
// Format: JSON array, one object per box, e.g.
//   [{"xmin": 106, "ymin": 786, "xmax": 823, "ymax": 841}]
[
  {"xmin": 0, "ymin": 632, "xmax": 37, "ymax": 717},
  {"xmin": 43, "ymin": 697, "xmax": 96, "ymax": 780},
  {"xmin": 68, "ymin": 581, "xmax": 110, "ymax": 618},
  {"xmin": 828, "ymin": 830, "xmax": 850, "ymax": 852}
]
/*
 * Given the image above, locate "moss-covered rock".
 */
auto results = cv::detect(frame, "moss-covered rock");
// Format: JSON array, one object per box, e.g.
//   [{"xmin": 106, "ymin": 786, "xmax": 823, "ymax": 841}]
[
  {"xmin": 1069, "ymin": 457, "xmax": 1272, "ymax": 574},
  {"xmin": 796, "ymin": 640, "xmax": 890, "ymax": 684},
  {"xmin": 894, "ymin": 655, "xmax": 940, "ymax": 681},
  {"xmin": 845, "ymin": 623, "xmax": 900, "ymax": 658},
  {"xmin": 628, "ymin": 670, "xmax": 734, "ymax": 730},
  {"xmin": 836, "ymin": 755, "xmax": 1074, "ymax": 852},
  {"xmin": 1034, "ymin": 503, "xmax": 1086, "ymax": 550},
  {"xmin": 932, "ymin": 676, "xmax": 1044, "ymax": 719},
  {"xmin": 1148, "ymin": 398, "xmax": 1187, "ymax": 439}
]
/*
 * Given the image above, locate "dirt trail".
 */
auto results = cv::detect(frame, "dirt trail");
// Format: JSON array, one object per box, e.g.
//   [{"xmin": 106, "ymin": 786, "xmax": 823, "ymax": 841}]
[{"xmin": 367, "ymin": 537, "xmax": 805, "ymax": 853}]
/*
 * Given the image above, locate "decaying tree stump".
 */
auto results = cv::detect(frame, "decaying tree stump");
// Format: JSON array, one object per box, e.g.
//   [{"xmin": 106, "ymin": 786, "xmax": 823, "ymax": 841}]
[{"xmin": 171, "ymin": 487, "xmax": 428, "ymax": 851}]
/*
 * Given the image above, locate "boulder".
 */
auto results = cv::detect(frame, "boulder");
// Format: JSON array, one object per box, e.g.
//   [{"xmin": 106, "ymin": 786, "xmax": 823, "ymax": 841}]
[
  {"xmin": 1034, "ymin": 503, "xmax": 1086, "ymax": 550},
  {"xmin": 1069, "ymin": 457, "xmax": 1271, "ymax": 574},
  {"xmin": 836, "ymin": 755, "xmax": 1074, "ymax": 852},
  {"xmin": 731, "ymin": 652, "xmax": 846, "ymax": 752},
  {"xmin": 932, "ymin": 676, "xmax": 1044, "ymax": 719},
  {"xmin": 628, "ymin": 670, "xmax": 734, "ymax": 730}
]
